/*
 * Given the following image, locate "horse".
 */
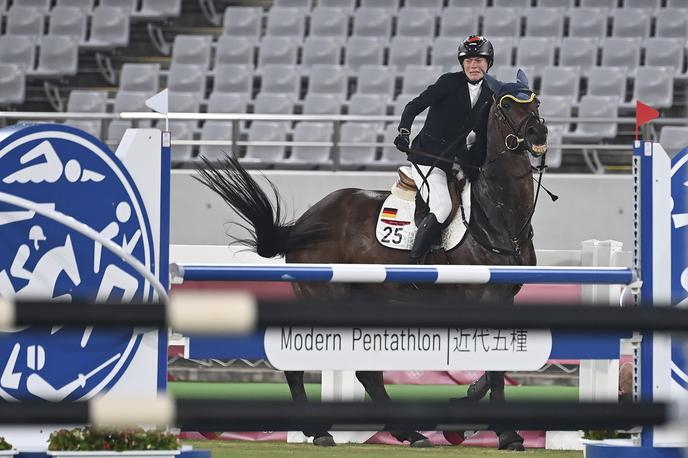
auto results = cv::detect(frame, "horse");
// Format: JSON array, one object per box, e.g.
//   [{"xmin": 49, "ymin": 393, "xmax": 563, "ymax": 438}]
[{"xmin": 195, "ymin": 70, "xmax": 548, "ymax": 450}]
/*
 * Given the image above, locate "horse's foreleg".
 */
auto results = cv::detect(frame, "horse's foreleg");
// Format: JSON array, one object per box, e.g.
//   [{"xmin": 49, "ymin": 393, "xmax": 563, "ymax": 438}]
[
  {"xmin": 284, "ymin": 370, "xmax": 335, "ymax": 446},
  {"xmin": 354, "ymin": 371, "xmax": 432, "ymax": 448},
  {"xmin": 486, "ymin": 371, "xmax": 525, "ymax": 451}
]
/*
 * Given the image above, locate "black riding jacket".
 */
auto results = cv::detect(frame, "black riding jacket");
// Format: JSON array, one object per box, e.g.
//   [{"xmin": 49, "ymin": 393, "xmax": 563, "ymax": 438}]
[{"xmin": 398, "ymin": 71, "xmax": 493, "ymax": 176}]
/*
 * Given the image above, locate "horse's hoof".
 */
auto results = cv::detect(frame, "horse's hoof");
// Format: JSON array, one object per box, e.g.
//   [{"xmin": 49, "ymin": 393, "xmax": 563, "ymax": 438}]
[
  {"xmin": 504, "ymin": 443, "xmax": 525, "ymax": 452},
  {"xmin": 498, "ymin": 430, "xmax": 525, "ymax": 451},
  {"xmin": 442, "ymin": 431, "xmax": 465, "ymax": 446},
  {"xmin": 313, "ymin": 435, "xmax": 336, "ymax": 447},
  {"xmin": 410, "ymin": 438, "xmax": 433, "ymax": 448}
]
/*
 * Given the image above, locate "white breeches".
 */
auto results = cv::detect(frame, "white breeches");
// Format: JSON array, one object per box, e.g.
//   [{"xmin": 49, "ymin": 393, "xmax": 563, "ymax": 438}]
[{"xmin": 410, "ymin": 164, "xmax": 452, "ymax": 224}]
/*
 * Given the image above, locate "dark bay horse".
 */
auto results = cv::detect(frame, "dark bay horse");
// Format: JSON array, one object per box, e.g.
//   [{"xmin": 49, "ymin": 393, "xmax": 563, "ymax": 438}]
[{"xmin": 195, "ymin": 70, "xmax": 548, "ymax": 450}]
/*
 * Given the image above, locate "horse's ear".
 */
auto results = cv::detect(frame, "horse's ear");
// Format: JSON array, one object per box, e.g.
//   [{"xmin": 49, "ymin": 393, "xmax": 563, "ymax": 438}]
[
  {"xmin": 516, "ymin": 68, "xmax": 529, "ymax": 88},
  {"xmin": 483, "ymin": 72, "xmax": 503, "ymax": 95}
]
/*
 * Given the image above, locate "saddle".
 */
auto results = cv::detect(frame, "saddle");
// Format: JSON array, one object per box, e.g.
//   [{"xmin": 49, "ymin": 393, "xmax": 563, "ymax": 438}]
[{"xmin": 396, "ymin": 166, "xmax": 465, "ymax": 228}]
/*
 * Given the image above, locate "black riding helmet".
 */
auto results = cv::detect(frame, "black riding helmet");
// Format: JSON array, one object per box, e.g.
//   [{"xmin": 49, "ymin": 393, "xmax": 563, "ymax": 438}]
[{"xmin": 458, "ymin": 35, "xmax": 494, "ymax": 69}]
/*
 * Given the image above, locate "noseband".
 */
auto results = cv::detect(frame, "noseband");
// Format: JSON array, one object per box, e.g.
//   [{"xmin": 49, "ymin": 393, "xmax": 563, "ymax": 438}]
[{"xmin": 494, "ymin": 93, "xmax": 545, "ymax": 153}]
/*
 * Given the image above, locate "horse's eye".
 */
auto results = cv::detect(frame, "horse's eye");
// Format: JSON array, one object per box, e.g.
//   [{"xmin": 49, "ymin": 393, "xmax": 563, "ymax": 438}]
[{"xmin": 502, "ymin": 102, "xmax": 511, "ymax": 110}]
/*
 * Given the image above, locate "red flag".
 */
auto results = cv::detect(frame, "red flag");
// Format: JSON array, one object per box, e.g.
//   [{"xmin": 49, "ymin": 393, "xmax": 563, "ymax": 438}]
[{"xmin": 636, "ymin": 100, "xmax": 659, "ymax": 141}]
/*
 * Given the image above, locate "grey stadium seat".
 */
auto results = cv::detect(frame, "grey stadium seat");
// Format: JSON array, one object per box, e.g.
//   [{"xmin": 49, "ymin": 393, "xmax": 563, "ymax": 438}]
[
  {"xmin": 393, "ymin": 93, "xmax": 415, "ymax": 115},
  {"xmin": 624, "ymin": 0, "xmax": 660, "ymax": 11},
  {"xmin": 100, "ymin": 0, "xmax": 137, "ymax": 13},
  {"xmin": 492, "ymin": 65, "xmax": 535, "ymax": 86},
  {"xmin": 482, "ymin": 9, "xmax": 521, "ymax": 38},
  {"xmin": 490, "ymin": 38, "xmax": 516, "ymax": 67},
  {"xmin": 405, "ymin": 0, "xmax": 443, "ymax": 10},
  {"xmin": 586, "ymin": 67, "xmax": 627, "ymax": 104},
  {"xmin": 659, "ymin": 126, "xmax": 688, "ymax": 157},
  {"xmin": 0, "ymin": 64, "xmax": 26, "ymax": 106},
  {"xmin": 559, "ymin": 38, "xmax": 598, "ymax": 76},
  {"xmin": 654, "ymin": 9, "xmax": 688, "ymax": 39},
  {"xmin": 376, "ymin": 123, "xmax": 410, "ymax": 169},
  {"xmin": 119, "ymin": 63, "xmax": 160, "ymax": 93},
  {"xmin": 287, "ymin": 122, "xmax": 334, "ymax": 169},
  {"xmin": 107, "ymin": 120, "xmax": 132, "ymax": 146},
  {"xmin": 167, "ymin": 120, "xmax": 196, "ymax": 165},
  {"xmin": 171, "ymin": 35, "xmax": 213, "ymax": 70},
  {"xmin": 85, "ymin": 6, "xmax": 130, "ymax": 48},
  {"xmin": 536, "ymin": 95, "xmax": 572, "ymax": 131},
  {"xmin": 222, "ymin": 7, "xmax": 262, "ymax": 40},
  {"xmin": 401, "ymin": 65, "xmax": 441, "ymax": 96},
  {"xmin": 356, "ymin": 65, "xmax": 395, "ymax": 97},
  {"xmin": 388, "ymin": 36, "xmax": 428, "ymax": 71},
  {"xmin": 259, "ymin": 64, "xmax": 300, "ymax": 96},
  {"xmin": 538, "ymin": 124, "xmax": 563, "ymax": 169},
  {"xmin": 215, "ymin": 36, "xmax": 255, "ymax": 67},
  {"xmin": 537, "ymin": 0, "xmax": 573, "ymax": 6},
  {"xmin": 309, "ymin": 7, "xmax": 349, "ymax": 38},
  {"xmin": 448, "ymin": 0, "xmax": 487, "ymax": 8},
  {"xmin": 6, "ymin": 6, "xmax": 44, "ymax": 39},
  {"xmin": 353, "ymin": 8, "xmax": 392, "ymax": 39},
  {"xmin": 66, "ymin": 90, "xmax": 107, "ymax": 138},
  {"xmin": 274, "ymin": 0, "xmax": 312, "ymax": 7},
  {"xmin": 439, "ymin": 8, "xmax": 479, "ymax": 38},
  {"xmin": 244, "ymin": 121, "xmax": 289, "ymax": 166},
  {"xmin": 30, "ymin": 35, "xmax": 79, "ymax": 77},
  {"xmin": 600, "ymin": 37, "xmax": 641, "ymax": 75},
  {"xmin": 12, "ymin": 0, "xmax": 50, "ymax": 13},
  {"xmin": 568, "ymin": 8, "xmax": 608, "ymax": 38},
  {"xmin": 644, "ymin": 38, "xmax": 685, "ymax": 77},
  {"xmin": 344, "ymin": 36, "xmax": 385, "ymax": 72},
  {"xmin": 0, "ymin": 35, "xmax": 36, "ymax": 72},
  {"xmin": 493, "ymin": 0, "xmax": 529, "ymax": 7},
  {"xmin": 207, "ymin": 92, "xmax": 249, "ymax": 113},
  {"xmin": 515, "ymin": 38, "xmax": 555, "ymax": 69},
  {"xmin": 168, "ymin": 91, "xmax": 202, "ymax": 113},
  {"xmin": 167, "ymin": 64, "xmax": 207, "ymax": 98},
  {"xmin": 396, "ymin": 7, "xmax": 435, "ymax": 39},
  {"xmin": 579, "ymin": 0, "xmax": 614, "ymax": 8},
  {"xmin": 258, "ymin": 36, "xmax": 299, "ymax": 67},
  {"xmin": 56, "ymin": 0, "xmax": 94, "ymax": 11},
  {"xmin": 564, "ymin": 95, "xmax": 618, "ymax": 142},
  {"xmin": 49, "ymin": 6, "xmax": 87, "ymax": 43},
  {"xmin": 134, "ymin": 0, "xmax": 182, "ymax": 19},
  {"xmin": 347, "ymin": 93, "xmax": 388, "ymax": 121},
  {"xmin": 359, "ymin": 0, "xmax": 399, "ymax": 9},
  {"xmin": 432, "ymin": 36, "xmax": 461, "ymax": 72},
  {"xmin": 525, "ymin": 7, "xmax": 565, "ymax": 38},
  {"xmin": 302, "ymin": 36, "xmax": 343, "ymax": 66},
  {"xmin": 611, "ymin": 9, "xmax": 650, "ymax": 38},
  {"xmin": 667, "ymin": 0, "xmax": 688, "ymax": 7},
  {"xmin": 339, "ymin": 123, "xmax": 378, "ymax": 169},
  {"xmin": 198, "ymin": 121, "xmax": 234, "ymax": 162},
  {"xmin": 307, "ymin": 65, "xmax": 348, "ymax": 98},
  {"xmin": 212, "ymin": 64, "xmax": 254, "ymax": 95},
  {"xmin": 318, "ymin": 0, "xmax": 356, "ymax": 11},
  {"xmin": 265, "ymin": 7, "xmax": 306, "ymax": 38},
  {"xmin": 114, "ymin": 90, "xmax": 151, "ymax": 113},
  {"xmin": 539, "ymin": 66, "xmax": 580, "ymax": 101},
  {"xmin": 628, "ymin": 66, "xmax": 674, "ymax": 109},
  {"xmin": 253, "ymin": 93, "xmax": 296, "ymax": 114},
  {"xmin": 302, "ymin": 93, "xmax": 342, "ymax": 114}
]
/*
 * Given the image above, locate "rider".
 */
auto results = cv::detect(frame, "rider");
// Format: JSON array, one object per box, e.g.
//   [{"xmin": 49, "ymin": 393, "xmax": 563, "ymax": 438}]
[{"xmin": 394, "ymin": 34, "xmax": 494, "ymax": 264}]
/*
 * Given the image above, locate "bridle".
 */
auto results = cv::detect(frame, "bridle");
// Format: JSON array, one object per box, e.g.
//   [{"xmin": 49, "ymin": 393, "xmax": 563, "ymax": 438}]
[{"xmin": 493, "ymin": 92, "xmax": 547, "ymax": 155}]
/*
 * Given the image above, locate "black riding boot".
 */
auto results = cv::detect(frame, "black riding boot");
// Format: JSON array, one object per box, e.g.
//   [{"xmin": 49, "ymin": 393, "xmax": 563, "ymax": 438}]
[{"xmin": 409, "ymin": 213, "xmax": 442, "ymax": 264}]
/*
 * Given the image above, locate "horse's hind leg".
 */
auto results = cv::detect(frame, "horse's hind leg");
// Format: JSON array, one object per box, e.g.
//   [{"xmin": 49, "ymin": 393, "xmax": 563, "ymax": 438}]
[
  {"xmin": 486, "ymin": 371, "xmax": 525, "ymax": 451},
  {"xmin": 284, "ymin": 370, "xmax": 335, "ymax": 446},
  {"xmin": 354, "ymin": 371, "xmax": 432, "ymax": 448}
]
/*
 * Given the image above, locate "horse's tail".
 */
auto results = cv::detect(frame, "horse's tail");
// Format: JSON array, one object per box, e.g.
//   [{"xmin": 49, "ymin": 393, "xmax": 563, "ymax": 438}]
[{"xmin": 194, "ymin": 154, "xmax": 328, "ymax": 258}]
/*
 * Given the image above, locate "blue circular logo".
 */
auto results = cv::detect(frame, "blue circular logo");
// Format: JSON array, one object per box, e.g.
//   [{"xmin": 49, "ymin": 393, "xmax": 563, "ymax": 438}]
[
  {"xmin": 671, "ymin": 145, "xmax": 688, "ymax": 391},
  {"xmin": 0, "ymin": 124, "xmax": 155, "ymax": 401}
]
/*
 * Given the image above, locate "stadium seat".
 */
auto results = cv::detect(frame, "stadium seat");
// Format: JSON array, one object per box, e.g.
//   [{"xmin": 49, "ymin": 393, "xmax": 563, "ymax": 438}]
[
  {"xmin": 537, "ymin": 0, "xmax": 573, "ymax": 7},
  {"xmin": 401, "ymin": 65, "xmax": 441, "ymax": 96},
  {"xmin": 114, "ymin": 91, "xmax": 151, "ymax": 113},
  {"xmin": 493, "ymin": 0, "xmax": 530, "ymax": 7},
  {"xmin": 309, "ymin": 7, "xmax": 349, "ymax": 38},
  {"xmin": 492, "ymin": 65, "xmax": 536, "ymax": 85},
  {"xmin": 253, "ymin": 93, "xmax": 296, "ymax": 114},
  {"xmin": 66, "ymin": 90, "xmax": 107, "ymax": 138},
  {"xmin": 167, "ymin": 64, "xmax": 207, "ymax": 98},
  {"xmin": 432, "ymin": 36, "xmax": 461, "ymax": 72},
  {"xmin": 515, "ymin": 37, "xmax": 555, "ymax": 68},
  {"xmin": 579, "ymin": 0, "xmax": 614, "ymax": 8},
  {"xmin": 482, "ymin": 9, "xmax": 521, "ymax": 37},
  {"xmin": 171, "ymin": 35, "xmax": 213, "ymax": 69},
  {"xmin": 212, "ymin": 64, "xmax": 254, "ymax": 95},
  {"xmin": 244, "ymin": 121, "xmax": 289, "ymax": 166},
  {"xmin": 627, "ymin": 66, "xmax": 674, "ymax": 109},
  {"xmin": 286, "ymin": 122, "xmax": 334, "ymax": 169},
  {"xmin": 100, "ymin": 0, "xmax": 137, "ymax": 13},
  {"xmin": 198, "ymin": 120, "xmax": 234, "ymax": 162},
  {"xmin": 318, "ymin": 0, "xmax": 356, "ymax": 11},
  {"xmin": 259, "ymin": 64, "xmax": 300, "ymax": 97},
  {"xmin": 405, "ymin": 0, "xmax": 443, "ymax": 10},
  {"xmin": 353, "ymin": 8, "xmax": 392, "ymax": 39},
  {"xmin": 564, "ymin": 95, "xmax": 618, "ymax": 142},
  {"xmin": 666, "ymin": 0, "xmax": 688, "ymax": 7},
  {"xmin": 439, "ymin": 8, "xmax": 479, "ymax": 38},
  {"xmin": 0, "ymin": 35, "xmax": 36, "ymax": 72},
  {"xmin": 84, "ymin": 6, "xmax": 130, "ymax": 48},
  {"xmin": 644, "ymin": 38, "xmax": 685, "ymax": 77},
  {"xmin": 568, "ymin": 8, "xmax": 608, "ymax": 38},
  {"xmin": 536, "ymin": 94, "xmax": 572, "ymax": 131},
  {"xmin": 624, "ymin": 0, "xmax": 660, "ymax": 11},
  {"xmin": 302, "ymin": 36, "xmax": 343, "ymax": 66},
  {"xmin": 207, "ymin": 92, "xmax": 249, "ymax": 114},
  {"xmin": 6, "ymin": 6, "xmax": 44, "ymax": 39},
  {"xmin": 586, "ymin": 67, "xmax": 627, "ymax": 104},
  {"xmin": 30, "ymin": 35, "xmax": 78, "ymax": 77},
  {"xmin": 265, "ymin": 7, "xmax": 306, "ymax": 38},
  {"xmin": 134, "ymin": 0, "xmax": 182, "ymax": 19},
  {"xmin": 611, "ymin": 9, "xmax": 650, "ymax": 38},
  {"xmin": 258, "ymin": 36, "xmax": 299, "ymax": 67},
  {"xmin": 168, "ymin": 91, "xmax": 202, "ymax": 113},
  {"xmin": 359, "ymin": 0, "xmax": 399, "ymax": 9},
  {"xmin": 600, "ymin": 37, "xmax": 641, "ymax": 75},
  {"xmin": 119, "ymin": 63, "xmax": 160, "ymax": 93},
  {"xmin": 347, "ymin": 93, "xmax": 388, "ymax": 120},
  {"xmin": 653, "ymin": 9, "xmax": 687, "ymax": 38},
  {"xmin": 222, "ymin": 7, "xmax": 262, "ymax": 40},
  {"xmin": 49, "ymin": 6, "xmax": 87, "ymax": 43},
  {"xmin": 525, "ymin": 7, "xmax": 565, "ymax": 37},
  {"xmin": 659, "ymin": 126, "xmax": 688, "ymax": 157},
  {"xmin": 12, "ymin": 0, "xmax": 50, "ymax": 13},
  {"xmin": 396, "ymin": 7, "xmax": 435, "ymax": 39},
  {"xmin": 393, "ymin": 93, "xmax": 415, "ymax": 115},
  {"xmin": 307, "ymin": 65, "xmax": 348, "ymax": 98},
  {"xmin": 375, "ymin": 123, "xmax": 410, "ymax": 169},
  {"xmin": 274, "ymin": 0, "xmax": 312, "ymax": 8},
  {"xmin": 302, "ymin": 93, "xmax": 342, "ymax": 114},
  {"xmin": 56, "ymin": 0, "xmax": 94, "ymax": 11},
  {"xmin": 389, "ymin": 36, "xmax": 428, "ymax": 71},
  {"xmin": 534, "ymin": 124, "xmax": 562, "ymax": 169},
  {"xmin": 344, "ymin": 36, "xmax": 385, "ymax": 72},
  {"xmin": 447, "ymin": 0, "xmax": 487, "ymax": 8},
  {"xmin": 559, "ymin": 38, "xmax": 598, "ymax": 76},
  {"xmin": 539, "ymin": 66, "xmax": 580, "ymax": 100},
  {"xmin": 167, "ymin": 120, "xmax": 196, "ymax": 165},
  {"xmin": 107, "ymin": 120, "xmax": 132, "ymax": 145},
  {"xmin": 490, "ymin": 38, "xmax": 516, "ymax": 67},
  {"xmin": 0, "ymin": 64, "xmax": 25, "ymax": 106},
  {"xmin": 356, "ymin": 65, "xmax": 396, "ymax": 97},
  {"xmin": 215, "ymin": 36, "xmax": 255, "ymax": 67},
  {"xmin": 339, "ymin": 122, "xmax": 378, "ymax": 169}
]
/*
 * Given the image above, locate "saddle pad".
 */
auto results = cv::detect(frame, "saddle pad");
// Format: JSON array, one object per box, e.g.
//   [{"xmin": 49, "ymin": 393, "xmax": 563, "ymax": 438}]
[{"xmin": 375, "ymin": 181, "xmax": 471, "ymax": 251}]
